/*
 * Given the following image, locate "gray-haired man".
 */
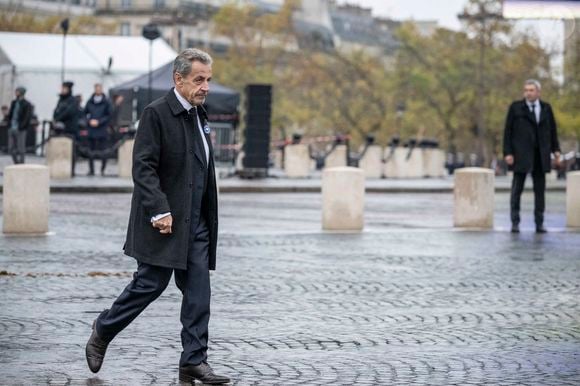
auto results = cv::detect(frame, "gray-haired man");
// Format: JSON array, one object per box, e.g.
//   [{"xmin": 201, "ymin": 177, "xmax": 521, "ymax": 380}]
[
  {"xmin": 503, "ymin": 79, "xmax": 561, "ymax": 233},
  {"xmin": 85, "ymin": 49, "xmax": 229, "ymax": 384}
]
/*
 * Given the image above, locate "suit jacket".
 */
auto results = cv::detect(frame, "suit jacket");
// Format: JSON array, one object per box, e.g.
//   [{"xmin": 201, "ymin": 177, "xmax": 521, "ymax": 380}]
[
  {"xmin": 7, "ymin": 98, "xmax": 33, "ymax": 131},
  {"xmin": 503, "ymin": 99, "xmax": 560, "ymax": 173},
  {"xmin": 123, "ymin": 89, "xmax": 219, "ymax": 270}
]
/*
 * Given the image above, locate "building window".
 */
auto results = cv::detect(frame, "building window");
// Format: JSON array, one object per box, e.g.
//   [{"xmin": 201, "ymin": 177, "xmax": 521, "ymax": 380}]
[
  {"xmin": 121, "ymin": 0, "xmax": 131, "ymax": 9},
  {"xmin": 120, "ymin": 22, "xmax": 131, "ymax": 36},
  {"xmin": 154, "ymin": 0, "xmax": 165, "ymax": 9}
]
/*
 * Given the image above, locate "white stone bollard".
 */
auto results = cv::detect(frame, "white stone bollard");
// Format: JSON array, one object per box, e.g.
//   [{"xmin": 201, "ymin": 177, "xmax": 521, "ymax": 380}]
[
  {"xmin": 423, "ymin": 148, "xmax": 446, "ymax": 178},
  {"xmin": 383, "ymin": 147, "xmax": 406, "ymax": 179},
  {"xmin": 325, "ymin": 145, "xmax": 348, "ymax": 169},
  {"xmin": 118, "ymin": 139, "xmax": 134, "ymax": 178},
  {"xmin": 567, "ymin": 171, "xmax": 580, "ymax": 227},
  {"xmin": 322, "ymin": 166, "xmax": 365, "ymax": 231},
  {"xmin": 2, "ymin": 165, "xmax": 50, "ymax": 234},
  {"xmin": 406, "ymin": 148, "xmax": 425, "ymax": 178},
  {"xmin": 359, "ymin": 145, "xmax": 383, "ymax": 179},
  {"xmin": 46, "ymin": 136, "xmax": 73, "ymax": 179},
  {"xmin": 284, "ymin": 144, "xmax": 311, "ymax": 178},
  {"xmin": 454, "ymin": 167, "xmax": 495, "ymax": 228}
]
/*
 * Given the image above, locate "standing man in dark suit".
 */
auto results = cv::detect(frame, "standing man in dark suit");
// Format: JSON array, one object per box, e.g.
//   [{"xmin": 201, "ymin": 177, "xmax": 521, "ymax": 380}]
[
  {"xmin": 85, "ymin": 48, "xmax": 229, "ymax": 384},
  {"xmin": 7, "ymin": 87, "xmax": 33, "ymax": 164},
  {"xmin": 503, "ymin": 79, "xmax": 561, "ymax": 234}
]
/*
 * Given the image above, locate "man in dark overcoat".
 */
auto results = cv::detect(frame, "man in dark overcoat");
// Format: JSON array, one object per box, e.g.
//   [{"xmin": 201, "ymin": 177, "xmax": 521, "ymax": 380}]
[
  {"xmin": 53, "ymin": 81, "xmax": 79, "ymax": 136},
  {"xmin": 84, "ymin": 83, "xmax": 111, "ymax": 176},
  {"xmin": 85, "ymin": 48, "xmax": 229, "ymax": 384},
  {"xmin": 7, "ymin": 86, "xmax": 33, "ymax": 164},
  {"xmin": 53, "ymin": 81, "xmax": 80, "ymax": 176},
  {"xmin": 503, "ymin": 79, "xmax": 561, "ymax": 233}
]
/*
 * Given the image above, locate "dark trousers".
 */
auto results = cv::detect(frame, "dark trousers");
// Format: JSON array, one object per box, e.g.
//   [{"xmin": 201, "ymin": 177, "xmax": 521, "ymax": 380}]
[
  {"xmin": 8, "ymin": 130, "xmax": 26, "ymax": 164},
  {"xmin": 95, "ymin": 216, "xmax": 211, "ymax": 367},
  {"xmin": 88, "ymin": 137, "xmax": 108, "ymax": 175},
  {"xmin": 510, "ymin": 149, "xmax": 546, "ymax": 226}
]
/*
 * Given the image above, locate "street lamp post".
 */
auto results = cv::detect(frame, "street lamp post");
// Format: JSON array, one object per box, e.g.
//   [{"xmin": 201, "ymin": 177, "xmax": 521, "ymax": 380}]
[
  {"xmin": 142, "ymin": 23, "xmax": 161, "ymax": 104},
  {"xmin": 60, "ymin": 18, "xmax": 69, "ymax": 83}
]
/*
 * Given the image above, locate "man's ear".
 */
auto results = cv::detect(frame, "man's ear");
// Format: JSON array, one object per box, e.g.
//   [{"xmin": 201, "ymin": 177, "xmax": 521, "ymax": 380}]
[{"xmin": 174, "ymin": 73, "xmax": 183, "ymax": 86}]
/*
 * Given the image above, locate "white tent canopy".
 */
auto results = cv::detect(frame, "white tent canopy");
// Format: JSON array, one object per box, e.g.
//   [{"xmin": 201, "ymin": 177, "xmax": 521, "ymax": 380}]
[{"xmin": 0, "ymin": 32, "xmax": 177, "ymax": 123}]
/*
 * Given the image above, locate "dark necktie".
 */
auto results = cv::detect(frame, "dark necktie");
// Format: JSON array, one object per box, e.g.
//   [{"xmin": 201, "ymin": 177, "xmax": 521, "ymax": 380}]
[
  {"xmin": 188, "ymin": 108, "xmax": 207, "ymax": 166},
  {"xmin": 530, "ymin": 104, "xmax": 537, "ymax": 123}
]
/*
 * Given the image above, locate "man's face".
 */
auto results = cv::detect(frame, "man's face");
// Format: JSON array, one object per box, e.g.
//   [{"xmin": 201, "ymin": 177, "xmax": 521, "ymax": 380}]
[
  {"xmin": 174, "ymin": 61, "xmax": 212, "ymax": 107},
  {"xmin": 523, "ymin": 84, "xmax": 540, "ymax": 102},
  {"xmin": 94, "ymin": 84, "xmax": 103, "ymax": 95},
  {"xmin": 61, "ymin": 86, "xmax": 70, "ymax": 95},
  {"xmin": 15, "ymin": 90, "xmax": 22, "ymax": 98}
]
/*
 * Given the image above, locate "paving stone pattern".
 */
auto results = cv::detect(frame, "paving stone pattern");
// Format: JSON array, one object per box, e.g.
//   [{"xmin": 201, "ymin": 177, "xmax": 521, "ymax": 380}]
[{"xmin": 0, "ymin": 192, "xmax": 579, "ymax": 385}]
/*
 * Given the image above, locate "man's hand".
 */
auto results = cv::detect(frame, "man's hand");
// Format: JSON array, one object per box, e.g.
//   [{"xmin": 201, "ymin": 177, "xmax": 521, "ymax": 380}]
[
  {"xmin": 152, "ymin": 214, "xmax": 173, "ymax": 234},
  {"xmin": 554, "ymin": 152, "xmax": 561, "ymax": 167},
  {"xmin": 89, "ymin": 119, "xmax": 99, "ymax": 127},
  {"xmin": 504, "ymin": 155, "xmax": 514, "ymax": 166}
]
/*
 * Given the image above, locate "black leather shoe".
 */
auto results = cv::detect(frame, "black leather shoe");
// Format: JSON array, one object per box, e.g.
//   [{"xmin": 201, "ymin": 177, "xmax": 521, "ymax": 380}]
[
  {"xmin": 536, "ymin": 226, "xmax": 547, "ymax": 234},
  {"xmin": 179, "ymin": 362, "xmax": 230, "ymax": 384},
  {"xmin": 85, "ymin": 319, "xmax": 110, "ymax": 373},
  {"xmin": 511, "ymin": 224, "xmax": 520, "ymax": 233}
]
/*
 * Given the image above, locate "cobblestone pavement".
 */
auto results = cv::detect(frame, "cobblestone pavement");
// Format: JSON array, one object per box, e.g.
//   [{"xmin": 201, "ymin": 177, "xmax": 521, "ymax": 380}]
[{"xmin": 0, "ymin": 192, "xmax": 579, "ymax": 385}]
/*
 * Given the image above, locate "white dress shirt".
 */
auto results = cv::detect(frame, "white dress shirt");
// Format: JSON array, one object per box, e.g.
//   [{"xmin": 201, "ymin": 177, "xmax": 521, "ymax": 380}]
[
  {"xmin": 151, "ymin": 89, "xmax": 210, "ymax": 223},
  {"xmin": 526, "ymin": 99, "xmax": 540, "ymax": 123}
]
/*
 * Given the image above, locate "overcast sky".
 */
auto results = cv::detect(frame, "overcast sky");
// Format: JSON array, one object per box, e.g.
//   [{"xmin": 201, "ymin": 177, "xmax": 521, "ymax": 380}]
[
  {"xmin": 340, "ymin": 0, "xmax": 466, "ymax": 28},
  {"xmin": 338, "ymin": 0, "xmax": 566, "ymax": 76},
  {"xmin": 338, "ymin": 0, "xmax": 565, "ymax": 53}
]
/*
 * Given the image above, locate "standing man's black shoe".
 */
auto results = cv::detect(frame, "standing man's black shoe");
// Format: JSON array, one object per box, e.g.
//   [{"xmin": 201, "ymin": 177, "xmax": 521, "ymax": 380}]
[
  {"xmin": 536, "ymin": 225, "xmax": 547, "ymax": 233},
  {"xmin": 511, "ymin": 223, "xmax": 520, "ymax": 233},
  {"xmin": 179, "ymin": 362, "xmax": 230, "ymax": 384},
  {"xmin": 85, "ymin": 319, "xmax": 110, "ymax": 373}
]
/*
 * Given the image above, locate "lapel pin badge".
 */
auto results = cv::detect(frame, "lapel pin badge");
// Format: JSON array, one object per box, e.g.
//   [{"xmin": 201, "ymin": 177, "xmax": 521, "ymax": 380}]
[{"xmin": 204, "ymin": 124, "xmax": 211, "ymax": 134}]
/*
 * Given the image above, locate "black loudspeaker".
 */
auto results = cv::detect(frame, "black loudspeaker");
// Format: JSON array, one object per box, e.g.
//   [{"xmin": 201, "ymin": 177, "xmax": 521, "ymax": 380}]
[{"xmin": 241, "ymin": 84, "xmax": 272, "ymax": 178}]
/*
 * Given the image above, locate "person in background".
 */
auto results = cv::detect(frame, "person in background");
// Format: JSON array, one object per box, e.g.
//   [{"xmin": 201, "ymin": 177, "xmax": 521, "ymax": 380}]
[
  {"xmin": 1, "ymin": 105, "xmax": 9, "ymax": 122},
  {"xmin": 53, "ymin": 81, "xmax": 79, "ymax": 137},
  {"xmin": 53, "ymin": 81, "xmax": 80, "ymax": 176},
  {"xmin": 7, "ymin": 87, "xmax": 33, "ymax": 164},
  {"xmin": 84, "ymin": 83, "xmax": 111, "ymax": 176},
  {"xmin": 110, "ymin": 93, "xmax": 124, "ymax": 133},
  {"xmin": 503, "ymin": 79, "xmax": 561, "ymax": 234}
]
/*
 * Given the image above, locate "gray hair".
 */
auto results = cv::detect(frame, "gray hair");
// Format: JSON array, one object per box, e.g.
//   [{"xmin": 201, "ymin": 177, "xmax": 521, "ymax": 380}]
[
  {"xmin": 524, "ymin": 79, "xmax": 541, "ymax": 91},
  {"xmin": 173, "ymin": 48, "xmax": 213, "ymax": 77}
]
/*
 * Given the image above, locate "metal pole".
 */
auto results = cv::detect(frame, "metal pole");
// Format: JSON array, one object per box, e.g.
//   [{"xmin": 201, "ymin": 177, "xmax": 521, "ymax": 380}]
[
  {"xmin": 61, "ymin": 32, "xmax": 66, "ymax": 83},
  {"xmin": 148, "ymin": 40, "xmax": 153, "ymax": 104},
  {"xmin": 60, "ymin": 18, "xmax": 69, "ymax": 83}
]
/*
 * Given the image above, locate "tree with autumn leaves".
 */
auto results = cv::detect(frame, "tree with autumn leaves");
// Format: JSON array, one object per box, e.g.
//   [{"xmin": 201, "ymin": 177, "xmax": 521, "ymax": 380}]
[
  {"xmin": 4, "ymin": 0, "xmax": 574, "ymax": 161},
  {"xmin": 209, "ymin": 0, "xmax": 578, "ymax": 164}
]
